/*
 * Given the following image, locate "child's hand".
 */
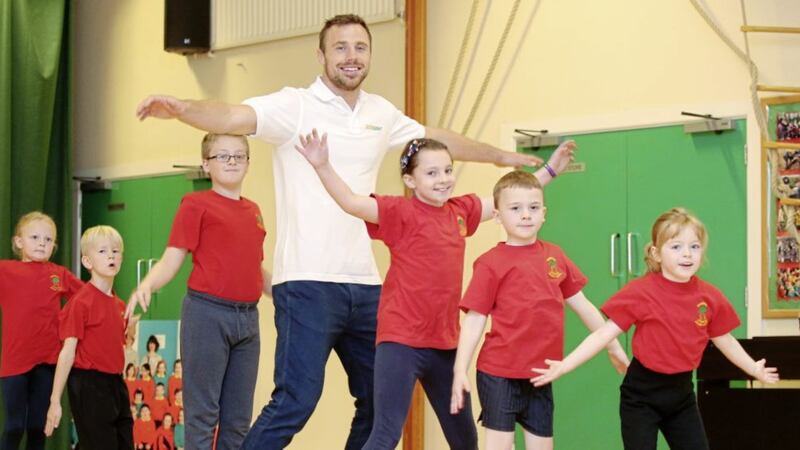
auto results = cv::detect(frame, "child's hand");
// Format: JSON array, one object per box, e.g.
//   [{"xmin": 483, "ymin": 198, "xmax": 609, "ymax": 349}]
[
  {"xmin": 752, "ymin": 359, "xmax": 780, "ymax": 384},
  {"xmin": 546, "ymin": 140, "xmax": 577, "ymax": 175},
  {"xmin": 126, "ymin": 286, "xmax": 152, "ymax": 319},
  {"xmin": 45, "ymin": 402, "xmax": 61, "ymax": 436},
  {"xmin": 530, "ymin": 359, "xmax": 564, "ymax": 387},
  {"xmin": 294, "ymin": 128, "xmax": 329, "ymax": 169},
  {"xmin": 450, "ymin": 372, "xmax": 471, "ymax": 415},
  {"xmin": 607, "ymin": 346, "xmax": 630, "ymax": 374}
]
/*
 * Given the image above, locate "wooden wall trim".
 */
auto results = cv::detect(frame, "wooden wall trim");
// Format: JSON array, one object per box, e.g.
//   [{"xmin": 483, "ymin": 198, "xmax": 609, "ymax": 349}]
[{"xmin": 403, "ymin": 1, "xmax": 426, "ymax": 449}]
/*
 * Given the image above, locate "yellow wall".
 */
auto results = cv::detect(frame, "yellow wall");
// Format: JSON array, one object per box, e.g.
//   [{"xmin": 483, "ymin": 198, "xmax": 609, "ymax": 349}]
[{"xmin": 74, "ymin": 1, "xmax": 800, "ymax": 449}]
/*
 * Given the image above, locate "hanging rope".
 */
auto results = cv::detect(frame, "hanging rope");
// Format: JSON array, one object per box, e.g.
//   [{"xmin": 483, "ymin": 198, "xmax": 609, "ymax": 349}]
[
  {"xmin": 460, "ymin": 0, "xmax": 523, "ymax": 136},
  {"xmin": 445, "ymin": 0, "xmax": 493, "ymax": 130},
  {"xmin": 690, "ymin": 0, "xmax": 799, "ymax": 244},
  {"xmin": 687, "ymin": 0, "xmax": 768, "ymax": 137},
  {"xmin": 437, "ymin": 0, "xmax": 481, "ymax": 128}
]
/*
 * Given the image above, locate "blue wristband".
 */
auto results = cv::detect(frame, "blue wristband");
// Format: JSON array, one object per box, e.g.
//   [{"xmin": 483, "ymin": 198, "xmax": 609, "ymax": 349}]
[{"xmin": 544, "ymin": 163, "xmax": 557, "ymax": 178}]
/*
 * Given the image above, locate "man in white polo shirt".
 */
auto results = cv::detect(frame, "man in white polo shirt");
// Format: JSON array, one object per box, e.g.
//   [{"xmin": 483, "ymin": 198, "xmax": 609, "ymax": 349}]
[{"xmin": 136, "ymin": 14, "xmax": 574, "ymax": 450}]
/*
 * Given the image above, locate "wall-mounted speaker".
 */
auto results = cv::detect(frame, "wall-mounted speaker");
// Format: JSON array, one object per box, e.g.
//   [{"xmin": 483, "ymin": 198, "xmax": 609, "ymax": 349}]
[{"xmin": 164, "ymin": 0, "xmax": 210, "ymax": 55}]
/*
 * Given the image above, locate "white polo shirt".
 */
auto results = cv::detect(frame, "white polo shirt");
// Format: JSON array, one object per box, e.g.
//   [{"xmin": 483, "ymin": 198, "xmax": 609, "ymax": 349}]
[{"xmin": 244, "ymin": 77, "xmax": 425, "ymax": 285}]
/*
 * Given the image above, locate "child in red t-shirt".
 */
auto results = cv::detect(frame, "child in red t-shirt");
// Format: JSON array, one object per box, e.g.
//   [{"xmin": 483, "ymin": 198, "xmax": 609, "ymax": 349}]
[
  {"xmin": 0, "ymin": 211, "xmax": 82, "ymax": 450},
  {"xmin": 296, "ymin": 131, "xmax": 576, "ymax": 449},
  {"xmin": 44, "ymin": 225, "xmax": 133, "ymax": 449},
  {"xmin": 134, "ymin": 404, "xmax": 157, "ymax": 450},
  {"xmin": 154, "ymin": 413, "xmax": 175, "ymax": 450},
  {"xmin": 124, "ymin": 363, "xmax": 142, "ymax": 404},
  {"xmin": 126, "ymin": 134, "xmax": 271, "ymax": 450},
  {"xmin": 167, "ymin": 359, "xmax": 181, "ymax": 405},
  {"xmin": 450, "ymin": 171, "xmax": 628, "ymax": 450},
  {"xmin": 532, "ymin": 208, "xmax": 780, "ymax": 449},
  {"xmin": 138, "ymin": 363, "xmax": 155, "ymax": 403},
  {"xmin": 150, "ymin": 383, "xmax": 170, "ymax": 426}
]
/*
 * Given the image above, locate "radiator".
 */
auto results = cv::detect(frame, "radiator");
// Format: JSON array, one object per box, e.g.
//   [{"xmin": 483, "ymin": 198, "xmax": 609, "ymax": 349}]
[{"xmin": 211, "ymin": 0, "xmax": 400, "ymax": 51}]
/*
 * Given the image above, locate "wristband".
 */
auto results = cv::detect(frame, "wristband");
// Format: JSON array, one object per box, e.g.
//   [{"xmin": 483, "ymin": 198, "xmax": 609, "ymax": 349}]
[{"xmin": 544, "ymin": 163, "xmax": 558, "ymax": 178}]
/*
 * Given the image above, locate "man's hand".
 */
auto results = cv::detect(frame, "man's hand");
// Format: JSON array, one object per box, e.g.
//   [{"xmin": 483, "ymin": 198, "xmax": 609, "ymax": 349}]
[{"xmin": 136, "ymin": 95, "xmax": 188, "ymax": 121}]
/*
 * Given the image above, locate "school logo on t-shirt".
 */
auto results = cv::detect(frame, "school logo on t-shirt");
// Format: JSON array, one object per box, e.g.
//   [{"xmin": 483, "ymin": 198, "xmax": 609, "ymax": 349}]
[
  {"xmin": 457, "ymin": 216, "xmax": 467, "ymax": 237},
  {"xmin": 49, "ymin": 274, "xmax": 62, "ymax": 292},
  {"xmin": 694, "ymin": 301, "xmax": 709, "ymax": 327},
  {"xmin": 546, "ymin": 257, "xmax": 563, "ymax": 279}
]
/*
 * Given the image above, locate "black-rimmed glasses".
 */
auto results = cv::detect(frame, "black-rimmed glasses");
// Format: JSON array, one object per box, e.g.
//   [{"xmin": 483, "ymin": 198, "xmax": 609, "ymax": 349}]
[{"xmin": 206, "ymin": 153, "xmax": 249, "ymax": 163}]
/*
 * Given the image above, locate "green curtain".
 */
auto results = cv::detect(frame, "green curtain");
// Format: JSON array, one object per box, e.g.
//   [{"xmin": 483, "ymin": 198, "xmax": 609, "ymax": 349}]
[{"xmin": 1, "ymin": 0, "xmax": 74, "ymax": 448}]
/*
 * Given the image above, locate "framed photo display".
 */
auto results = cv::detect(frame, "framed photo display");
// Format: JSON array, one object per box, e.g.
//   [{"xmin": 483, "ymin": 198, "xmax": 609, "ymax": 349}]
[{"xmin": 762, "ymin": 94, "xmax": 800, "ymax": 318}]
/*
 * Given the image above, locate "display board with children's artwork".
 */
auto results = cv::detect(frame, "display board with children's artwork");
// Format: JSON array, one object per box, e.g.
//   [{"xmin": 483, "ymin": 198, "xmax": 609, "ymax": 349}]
[{"xmin": 762, "ymin": 95, "xmax": 800, "ymax": 318}]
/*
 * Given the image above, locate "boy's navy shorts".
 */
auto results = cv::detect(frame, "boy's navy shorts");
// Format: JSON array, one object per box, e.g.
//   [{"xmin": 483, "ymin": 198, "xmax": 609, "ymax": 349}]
[{"xmin": 476, "ymin": 370, "xmax": 554, "ymax": 437}]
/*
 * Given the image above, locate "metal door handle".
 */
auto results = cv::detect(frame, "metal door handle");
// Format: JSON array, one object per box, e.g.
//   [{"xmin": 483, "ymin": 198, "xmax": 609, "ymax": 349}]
[
  {"xmin": 610, "ymin": 233, "xmax": 620, "ymax": 277},
  {"xmin": 627, "ymin": 232, "xmax": 642, "ymax": 276},
  {"xmin": 136, "ymin": 259, "xmax": 145, "ymax": 286}
]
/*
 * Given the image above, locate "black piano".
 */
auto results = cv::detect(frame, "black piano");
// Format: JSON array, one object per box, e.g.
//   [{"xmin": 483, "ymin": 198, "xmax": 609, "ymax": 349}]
[{"xmin": 697, "ymin": 336, "xmax": 800, "ymax": 450}]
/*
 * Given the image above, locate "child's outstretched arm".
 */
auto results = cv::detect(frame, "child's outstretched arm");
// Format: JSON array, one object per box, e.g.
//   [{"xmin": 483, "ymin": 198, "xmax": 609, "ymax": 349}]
[
  {"xmin": 450, "ymin": 310, "xmax": 488, "ymax": 415},
  {"xmin": 45, "ymin": 337, "xmax": 78, "ymax": 436},
  {"xmin": 425, "ymin": 129, "xmax": 577, "ymax": 182},
  {"xmin": 295, "ymin": 128, "xmax": 379, "ymax": 224},
  {"xmin": 126, "ymin": 247, "xmax": 188, "ymax": 319},
  {"xmin": 565, "ymin": 291, "xmax": 629, "ymax": 373},
  {"xmin": 711, "ymin": 333, "xmax": 780, "ymax": 384},
  {"xmin": 531, "ymin": 320, "xmax": 624, "ymax": 387}
]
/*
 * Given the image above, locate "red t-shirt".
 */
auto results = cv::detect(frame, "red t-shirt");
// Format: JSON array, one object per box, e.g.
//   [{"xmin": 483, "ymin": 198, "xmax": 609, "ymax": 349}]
[
  {"xmin": 166, "ymin": 404, "xmax": 182, "ymax": 422},
  {"xmin": 601, "ymin": 272, "xmax": 740, "ymax": 374},
  {"xmin": 125, "ymin": 378, "xmax": 142, "ymax": 403},
  {"xmin": 155, "ymin": 427, "xmax": 175, "ymax": 450},
  {"xmin": 134, "ymin": 419, "xmax": 157, "ymax": 446},
  {"xmin": 58, "ymin": 283, "xmax": 126, "ymax": 375},
  {"xmin": 138, "ymin": 378, "xmax": 155, "ymax": 404},
  {"xmin": 150, "ymin": 397, "xmax": 169, "ymax": 422},
  {"xmin": 0, "ymin": 261, "xmax": 82, "ymax": 376},
  {"xmin": 366, "ymin": 194, "xmax": 482, "ymax": 349},
  {"xmin": 167, "ymin": 190, "xmax": 266, "ymax": 302},
  {"xmin": 168, "ymin": 375, "xmax": 182, "ymax": 405},
  {"xmin": 460, "ymin": 241, "xmax": 588, "ymax": 378}
]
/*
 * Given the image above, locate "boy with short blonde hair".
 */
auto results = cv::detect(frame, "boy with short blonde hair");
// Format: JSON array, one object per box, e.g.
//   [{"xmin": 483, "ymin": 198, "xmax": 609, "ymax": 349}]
[{"xmin": 45, "ymin": 225, "xmax": 132, "ymax": 449}]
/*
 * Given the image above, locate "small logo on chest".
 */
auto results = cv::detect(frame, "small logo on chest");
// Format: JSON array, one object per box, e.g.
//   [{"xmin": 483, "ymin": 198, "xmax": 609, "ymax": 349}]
[
  {"xmin": 546, "ymin": 257, "xmax": 563, "ymax": 279},
  {"xmin": 694, "ymin": 301, "xmax": 709, "ymax": 327},
  {"xmin": 457, "ymin": 216, "xmax": 467, "ymax": 237},
  {"xmin": 49, "ymin": 274, "xmax": 63, "ymax": 291}
]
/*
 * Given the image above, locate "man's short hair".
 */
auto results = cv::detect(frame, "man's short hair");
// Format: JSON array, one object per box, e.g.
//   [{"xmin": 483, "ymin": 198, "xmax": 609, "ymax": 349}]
[{"xmin": 319, "ymin": 14, "xmax": 372, "ymax": 51}]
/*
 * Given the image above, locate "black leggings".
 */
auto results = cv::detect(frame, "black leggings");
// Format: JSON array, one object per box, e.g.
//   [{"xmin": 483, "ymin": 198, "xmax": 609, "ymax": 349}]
[
  {"xmin": 0, "ymin": 364, "xmax": 54, "ymax": 450},
  {"xmin": 620, "ymin": 358, "xmax": 708, "ymax": 450}
]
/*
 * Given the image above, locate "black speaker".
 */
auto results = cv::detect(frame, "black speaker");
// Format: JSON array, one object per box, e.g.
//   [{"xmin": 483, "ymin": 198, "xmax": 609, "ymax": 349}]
[{"xmin": 164, "ymin": 0, "xmax": 210, "ymax": 55}]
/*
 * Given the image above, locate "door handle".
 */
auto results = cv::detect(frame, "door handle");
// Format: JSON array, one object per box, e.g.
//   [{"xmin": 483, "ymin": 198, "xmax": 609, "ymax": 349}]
[
  {"xmin": 627, "ymin": 232, "xmax": 643, "ymax": 276},
  {"xmin": 610, "ymin": 233, "xmax": 621, "ymax": 277},
  {"xmin": 136, "ymin": 259, "xmax": 145, "ymax": 286}
]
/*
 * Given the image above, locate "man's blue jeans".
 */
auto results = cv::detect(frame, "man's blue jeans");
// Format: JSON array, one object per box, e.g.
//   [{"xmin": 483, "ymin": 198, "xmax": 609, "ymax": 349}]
[{"xmin": 241, "ymin": 281, "xmax": 380, "ymax": 450}]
